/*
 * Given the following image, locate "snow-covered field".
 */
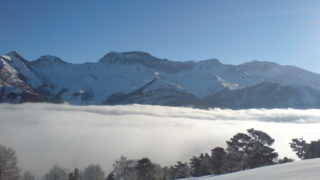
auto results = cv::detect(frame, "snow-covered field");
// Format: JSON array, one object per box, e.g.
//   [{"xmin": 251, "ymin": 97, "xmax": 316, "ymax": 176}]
[
  {"xmin": 1, "ymin": 103, "xmax": 320, "ymax": 176},
  {"xmin": 180, "ymin": 158, "xmax": 320, "ymax": 180}
]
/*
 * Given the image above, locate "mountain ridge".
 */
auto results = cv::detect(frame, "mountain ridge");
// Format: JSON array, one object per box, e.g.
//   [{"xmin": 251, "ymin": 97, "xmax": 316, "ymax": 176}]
[{"xmin": 1, "ymin": 51, "xmax": 320, "ymax": 109}]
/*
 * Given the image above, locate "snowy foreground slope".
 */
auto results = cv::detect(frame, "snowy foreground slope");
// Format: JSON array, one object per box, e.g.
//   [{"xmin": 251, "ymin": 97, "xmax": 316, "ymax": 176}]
[{"xmin": 180, "ymin": 159, "xmax": 320, "ymax": 180}]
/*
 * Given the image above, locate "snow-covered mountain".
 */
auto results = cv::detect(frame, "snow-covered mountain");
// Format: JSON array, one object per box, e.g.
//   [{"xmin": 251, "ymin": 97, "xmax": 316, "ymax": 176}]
[
  {"xmin": 0, "ymin": 52, "xmax": 44, "ymax": 103},
  {"xmin": 2, "ymin": 50, "xmax": 320, "ymax": 108},
  {"xmin": 105, "ymin": 76, "xmax": 200, "ymax": 106},
  {"xmin": 203, "ymin": 82, "xmax": 320, "ymax": 109},
  {"xmin": 178, "ymin": 158, "xmax": 320, "ymax": 180}
]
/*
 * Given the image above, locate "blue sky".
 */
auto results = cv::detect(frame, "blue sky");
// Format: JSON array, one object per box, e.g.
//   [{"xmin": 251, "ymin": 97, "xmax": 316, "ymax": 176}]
[{"xmin": 1, "ymin": 0, "xmax": 320, "ymax": 72}]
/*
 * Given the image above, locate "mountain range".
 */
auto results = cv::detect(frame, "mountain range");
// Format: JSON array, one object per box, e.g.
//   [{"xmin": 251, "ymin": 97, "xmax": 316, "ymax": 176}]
[{"xmin": 1, "ymin": 51, "xmax": 320, "ymax": 109}]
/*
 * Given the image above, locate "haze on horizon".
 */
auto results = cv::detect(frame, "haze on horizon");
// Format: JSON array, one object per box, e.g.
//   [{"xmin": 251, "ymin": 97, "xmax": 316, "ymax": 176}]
[{"xmin": 1, "ymin": 0, "xmax": 320, "ymax": 73}]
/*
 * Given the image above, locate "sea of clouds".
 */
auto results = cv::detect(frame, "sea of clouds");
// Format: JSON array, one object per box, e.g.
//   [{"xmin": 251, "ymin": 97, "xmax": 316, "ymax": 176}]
[{"xmin": 1, "ymin": 103, "xmax": 320, "ymax": 176}]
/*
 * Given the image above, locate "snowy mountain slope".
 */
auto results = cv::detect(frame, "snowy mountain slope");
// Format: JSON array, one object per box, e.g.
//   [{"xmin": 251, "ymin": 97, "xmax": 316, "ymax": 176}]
[
  {"xmin": 203, "ymin": 82, "xmax": 320, "ymax": 109},
  {"xmin": 0, "ymin": 51, "xmax": 42, "ymax": 89},
  {"xmin": 105, "ymin": 76, "xmax": 200, "ymax": 106},
  {"xmin": 30, "ymin": 55, "xmax": 157, "ymax": 104},
  {"xmin": 239, "ymin": 60, "xmax": 320, "ymax": 91},
  {"xmin": 0, "ymin": 52, "xmax": 44, "ymax": 103},
  {"xmin": 29, "ymin": 51, "xmax": 266, "ymax": 103},
  {"xmin": 2, "ymin": 50, "xmax": 320, "ymax": 108},
  {"xmin": 179, "ymin": 158, "xmax": 320, "ymax": 180},
  {"xmin": 98, "ymin": 52, "xmax": 262, "ymax": 99}
]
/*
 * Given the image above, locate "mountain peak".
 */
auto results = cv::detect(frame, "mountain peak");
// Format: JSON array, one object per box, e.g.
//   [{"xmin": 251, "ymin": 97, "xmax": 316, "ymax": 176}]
[
  {"xmin": 197, "ymin": 58, "xmax": 222, "ymax": 65},
  {"xmin": 99, "ymin": 51, "xmax": 194, "ymax": 73},
  {"xmin": 242, "ymin": 60, "xmax": 279, "ymax": 66},
  {"xmin": 5, "ymin": 51, "xmax": 27, "ymax": 62},
  {"xmin": 6, "ymin": 50, "xmax": 21, "ymax": 57},
  {"xmin": 141, "ymin": 77, "xmax": 184, "ymax": 92},
  {"xmin": 238, "ymin": 60, "xmax": 280, "ymax": 72},
  {"xmin": 31, "ymin": 55, "xmax": 67, "ymax": 66},
  {"xmin": 99, "ymin": 51, "xmax": 156, "ymax": 63}
]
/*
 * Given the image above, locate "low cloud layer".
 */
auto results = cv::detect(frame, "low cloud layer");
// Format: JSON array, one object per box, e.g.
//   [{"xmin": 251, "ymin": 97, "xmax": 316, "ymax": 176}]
[{"xmin": 1, "ymin": 103, "xmax": 320, "ymax": 177}]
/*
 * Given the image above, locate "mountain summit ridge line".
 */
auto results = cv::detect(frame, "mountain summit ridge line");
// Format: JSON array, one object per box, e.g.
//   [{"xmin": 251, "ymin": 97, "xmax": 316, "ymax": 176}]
[{"xmin": 1, "ymin": 50, "xmax": 320, "ymax": 109}]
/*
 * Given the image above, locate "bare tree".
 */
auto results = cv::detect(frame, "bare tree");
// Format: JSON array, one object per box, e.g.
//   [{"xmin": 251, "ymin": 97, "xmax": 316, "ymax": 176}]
[{"xmin": 0, "ymin": 144, "xmax": 21, "ymax": 180}]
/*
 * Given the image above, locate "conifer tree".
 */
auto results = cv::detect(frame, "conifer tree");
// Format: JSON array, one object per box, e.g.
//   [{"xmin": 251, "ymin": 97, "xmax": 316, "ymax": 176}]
[
  {"xmin": 136, "ymin": 158, "xmax": 156, "ymax": 180},
  {"xmin": 226, "ymin": 128, "xmax": 278, "ymax": 170},
  {"xmin": 210, "ymin": 147, "xmax": 226, "ymax": 174}
]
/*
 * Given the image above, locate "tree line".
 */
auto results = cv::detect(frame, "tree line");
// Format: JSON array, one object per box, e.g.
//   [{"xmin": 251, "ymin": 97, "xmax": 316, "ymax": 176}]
[{"xmin": 1, "ymin": 128, "xmax": 320, "ymax": 180}]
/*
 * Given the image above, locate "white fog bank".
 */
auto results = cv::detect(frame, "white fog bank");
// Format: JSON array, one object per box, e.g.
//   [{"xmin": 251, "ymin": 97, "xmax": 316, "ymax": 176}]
[{"xmin": 1, "ymin": 103, "xmax": 320, "ymax": 176}]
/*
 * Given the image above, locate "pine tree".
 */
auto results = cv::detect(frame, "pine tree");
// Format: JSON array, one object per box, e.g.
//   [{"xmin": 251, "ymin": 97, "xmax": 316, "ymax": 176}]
[
  {"xmin": 161, "ymin": 166, "xmax": 170, "ymax": 180},
  {"xmin": 198, "ymin": 153, "xmax": 212, "ymax": 176},
  {"xmin": 105, "ymin": 173, "xmax": 115, "ymax": 180},
  {"xmin": 112, "ymin": 156, "xmax": 137, "ymax": 180},
  {"xmin": 44, "ymin": 165, "xmax": 68, "ymax": 180},
  {"xmin": 190, "ymin": 156, "xmax": 201, "ymax": 177},
  {"xmin": 226, "ymin": 128, "xmax": 278, "ymax": 170},
  {"xmin": 68, "ymin": 169, "xmax": 81, "ymax": 180},
  {"xmin": 23, "ymin": 171, "xmax": 35, "ymax": 180},
  {"xmin": 290, "ymin": 138, "xmax": 320, "ymax": 159},
  {"xmin": 74, "ymin": 168, "xmax": 81, "ymax": 180},
  {"xmin": 83, "ymin": 164, "xmax": 105, "ymax": 180},
  {"xmin": 136, "ymin": 158, "xmax": 156, "ymax": 180},
  {"xmin": 309, "ymin": 140, "xmax": 320, "ymax": 158},
  {"xmin": 210, "ymin": 147, "xmax": 226, "ymax": 174},
  {"xmin": 68, "ymin": 172, "xmax": 74, "ymax": 180},
  {"xmin": 168, "ymin": 161, "xmax": 191, "ymax": 179}
]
